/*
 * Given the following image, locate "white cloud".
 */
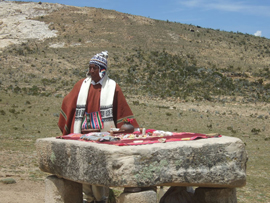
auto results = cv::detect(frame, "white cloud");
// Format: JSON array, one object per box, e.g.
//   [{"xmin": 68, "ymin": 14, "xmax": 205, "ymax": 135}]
[
  {"xmin": 179, "ymin": 0, "xmax": 245, "ymax": 11},
  {"xmin": 180, "ymin": 0, "xmax": 203, "ymax": 7},
  {"xmin": 254, "ymin": 31, "xmax": 262, "ymax": 37},
  {"xmin": 207, "ymin": 2, "xmax": 245, "ymax": 12},
  {"xmin": 177, "ymin": 0, "xmax": 270, "ymax": 17}
]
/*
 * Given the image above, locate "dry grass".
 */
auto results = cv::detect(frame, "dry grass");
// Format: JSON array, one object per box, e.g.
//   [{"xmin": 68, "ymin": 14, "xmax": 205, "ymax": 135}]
[{"xmin": 0, "ymin": 91, "xmax": 270, "ymax": 202}]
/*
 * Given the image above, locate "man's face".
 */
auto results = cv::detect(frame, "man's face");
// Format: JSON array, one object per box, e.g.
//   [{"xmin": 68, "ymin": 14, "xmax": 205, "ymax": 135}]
[{"xmin": 89, "ymin": 64, "xmax": 101, "ymax": 82}]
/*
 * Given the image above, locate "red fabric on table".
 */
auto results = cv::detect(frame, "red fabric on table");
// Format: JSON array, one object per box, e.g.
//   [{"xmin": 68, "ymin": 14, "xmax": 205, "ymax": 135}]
[{"xmin": 57, "ymin": 132, "xmax": 221, "ymax": 146}]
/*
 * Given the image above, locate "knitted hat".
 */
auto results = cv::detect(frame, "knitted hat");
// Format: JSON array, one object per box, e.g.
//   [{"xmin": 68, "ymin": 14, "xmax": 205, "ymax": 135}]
[{"xmin": 89, "ymin": 51, "xmax": 108, "ymax": 78}]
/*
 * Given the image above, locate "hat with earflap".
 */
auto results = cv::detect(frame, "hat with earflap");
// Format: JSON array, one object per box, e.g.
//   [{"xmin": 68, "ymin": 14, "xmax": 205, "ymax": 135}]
[{"xmin": 89, "ymin": 51, "xmax": 108, "ymax": 78}]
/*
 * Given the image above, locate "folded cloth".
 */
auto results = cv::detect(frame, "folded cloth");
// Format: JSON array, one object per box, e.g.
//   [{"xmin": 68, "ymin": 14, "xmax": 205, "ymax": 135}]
[
  {"xmin": 146, "ymin": 129, "xmax": 156, "ymax": 133},
  {"xmin": 56, "ymin": 133, "xmax": 82, "ymax": 139},
  {"xmin": 80, "ymin": 132, "xmax": 120, "ymax": 142}
]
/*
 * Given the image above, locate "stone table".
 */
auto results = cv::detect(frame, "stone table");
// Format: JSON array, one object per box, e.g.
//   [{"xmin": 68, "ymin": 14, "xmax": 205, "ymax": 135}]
[{"xmin": 36, "ymin": 136, "xmax": 247, "ymax": 203}]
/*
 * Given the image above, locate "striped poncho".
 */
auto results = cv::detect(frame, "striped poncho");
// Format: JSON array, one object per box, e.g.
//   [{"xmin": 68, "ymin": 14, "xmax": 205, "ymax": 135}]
[{"xmin": 58, "ymin": 77, "xmax": 139, "ymax": 135}]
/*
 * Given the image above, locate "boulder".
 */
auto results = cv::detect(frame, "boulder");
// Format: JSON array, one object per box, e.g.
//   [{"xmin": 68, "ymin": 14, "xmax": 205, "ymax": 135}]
[
  {"xmin": 194, "ymin": 187, "xmax": 237, "ymax": 203},
  {"xmin": 118, "ymin": 190, "xmax": 157, "ymax": 203},
  {"xmin": 45, "ymin": 175, "xmax": 82, "ymax": 203}
]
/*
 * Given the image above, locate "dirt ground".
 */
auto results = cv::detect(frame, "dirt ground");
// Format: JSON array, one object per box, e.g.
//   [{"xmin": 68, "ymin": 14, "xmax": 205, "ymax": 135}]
[
  {"xmin": 0, "ymin": 179, "xmax": 45, "ymax": 203},
  {"xmin": 0, "ymin": 149, "xmax": 46, "ymax": 203}
]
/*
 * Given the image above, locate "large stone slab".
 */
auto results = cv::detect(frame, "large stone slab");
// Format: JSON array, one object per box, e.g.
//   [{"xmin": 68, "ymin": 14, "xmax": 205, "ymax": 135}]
[{"xmin": 36, "ymin": 136, "xmax": 247, "ymax": 188}]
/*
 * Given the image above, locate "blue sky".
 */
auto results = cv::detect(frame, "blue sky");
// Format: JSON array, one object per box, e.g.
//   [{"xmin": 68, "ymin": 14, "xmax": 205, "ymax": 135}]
[{"xmin": 11, "ymin": 0, "xmax": 270, "ymax": 39}]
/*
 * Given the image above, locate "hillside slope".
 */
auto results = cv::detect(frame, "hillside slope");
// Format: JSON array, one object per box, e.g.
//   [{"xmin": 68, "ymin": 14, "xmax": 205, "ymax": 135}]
[{"xmin": 0, "ymin": 1, "xmax": 270, "ymax": 102}]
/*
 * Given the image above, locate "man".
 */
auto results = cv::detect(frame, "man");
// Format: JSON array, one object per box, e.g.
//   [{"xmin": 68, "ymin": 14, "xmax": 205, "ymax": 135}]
[{"xmin": 58, "ymin": 51, "xmax": 139, "ymax": 203}]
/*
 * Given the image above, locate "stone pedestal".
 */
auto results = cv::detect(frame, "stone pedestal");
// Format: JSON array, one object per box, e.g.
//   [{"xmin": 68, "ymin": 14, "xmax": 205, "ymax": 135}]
[
  {"xmin": 159, "ymin": 186, "xmax": 195, "ymax": 203},
  {"xmin": 118, "ymin": 190, "xmax": 157, "ymax": 203},
  {"xmin": 36, "ymin": 136, "xmax": 247, "ymax": 203},
  {"xmin": 45, "ymin": 175, "xmax": 83, "ymax": 203},
  {"xmin": 194, "ymin": 188, "xmax": 237, "ymax": 203},
  {"xmin": 159, "ymin": 186, "xmax": 237, "ymax": 203},
  {"xmin": 36, "ymin": 136, "xmax": 247, "ymax": 188}
]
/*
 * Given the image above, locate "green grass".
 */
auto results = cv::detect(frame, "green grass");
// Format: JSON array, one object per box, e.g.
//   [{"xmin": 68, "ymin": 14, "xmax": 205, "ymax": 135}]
[{"xmin": 0, "ymin": 93, "xmax": 62, "ymax": 152}]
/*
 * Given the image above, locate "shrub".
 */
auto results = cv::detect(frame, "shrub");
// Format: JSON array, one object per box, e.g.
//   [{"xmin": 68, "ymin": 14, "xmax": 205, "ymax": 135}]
[{"xmin": 0, "ymin": 110, "xmax": 6, "ymax": 115}]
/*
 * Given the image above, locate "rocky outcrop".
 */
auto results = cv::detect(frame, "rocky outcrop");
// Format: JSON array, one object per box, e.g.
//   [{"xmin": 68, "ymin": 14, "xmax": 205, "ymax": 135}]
[
  {"xmin": 0, "ymin": 1, "xmax": 65, "ymax": 48},
  {"xmin": 36, "ymin": 136, "xmax": 247, "ymax": 188}
]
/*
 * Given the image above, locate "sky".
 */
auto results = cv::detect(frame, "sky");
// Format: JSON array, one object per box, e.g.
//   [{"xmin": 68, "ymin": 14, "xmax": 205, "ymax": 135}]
[{"xmin": 9, "ymin": 0, "xmax": 270, "ymax": 39}]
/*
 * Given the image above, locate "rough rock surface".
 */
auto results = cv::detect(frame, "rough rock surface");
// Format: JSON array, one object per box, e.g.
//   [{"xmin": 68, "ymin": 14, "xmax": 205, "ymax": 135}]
[
  {"xmin": 45, "ymin": 175, "xmax": 82, "ymax": 203},
  {"xmin": 0, "ymin": 1, "xmax": 65, "ymax": 49},
  {"xmin": 159, "ymin": 187, "xmax": 237, "ymax": 203},
  {"xmin": 118, "ymin": 190, "xmax": 157, "ymax": 203},
  {"xmin": 36, "ymin": 136, "xmax": 247, "ymax": 188},
  {"xmin": 194, "ymin": 187, "xmax": 237, "ymax": 203}
]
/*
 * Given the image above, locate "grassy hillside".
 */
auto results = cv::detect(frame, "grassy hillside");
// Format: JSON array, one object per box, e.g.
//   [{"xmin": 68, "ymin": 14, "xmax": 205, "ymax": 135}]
[
  {"xmin": 0, "ymin": 2, "xmax": 270, "ymax": 202},
  {"xmin": 0, "ymin": 3, "xmax": 270, "ymax": 103}
]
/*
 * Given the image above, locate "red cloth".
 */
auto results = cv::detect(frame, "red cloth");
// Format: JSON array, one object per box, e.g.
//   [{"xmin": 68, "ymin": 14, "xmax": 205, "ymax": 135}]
[
  {"xmin": 58, "ymin": 79, "xmax": 139, "ymax": 135},
  {"xmin": 57, "ymin": 132, "xmax": 221, "ymax": 146}
]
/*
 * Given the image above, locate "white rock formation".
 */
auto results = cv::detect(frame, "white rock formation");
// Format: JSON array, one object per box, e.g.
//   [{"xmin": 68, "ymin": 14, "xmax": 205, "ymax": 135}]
[{"xmin": 0, "ymin": 1, "xmax": 65, "ymax": 49}]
